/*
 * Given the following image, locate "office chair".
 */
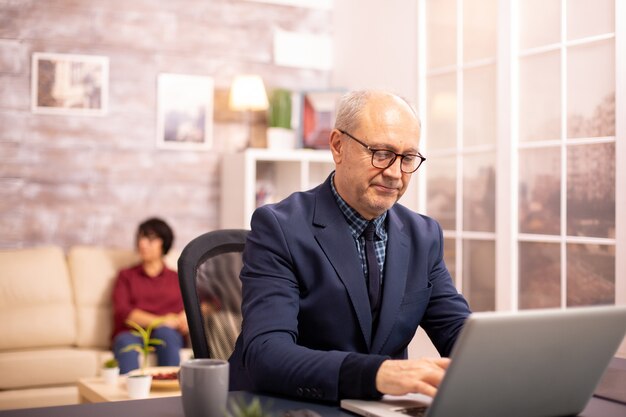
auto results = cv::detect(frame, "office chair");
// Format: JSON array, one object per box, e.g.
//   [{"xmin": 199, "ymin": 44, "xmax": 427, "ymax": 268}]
[{"xmin": 178, "ymin": 229, "xmax": 249, "ymax": 360}]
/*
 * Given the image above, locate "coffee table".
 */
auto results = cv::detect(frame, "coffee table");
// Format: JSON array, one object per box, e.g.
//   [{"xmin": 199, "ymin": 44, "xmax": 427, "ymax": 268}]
[{"xmin": 77, "ymin": 376, "xmax": 181, "ymax": 403}]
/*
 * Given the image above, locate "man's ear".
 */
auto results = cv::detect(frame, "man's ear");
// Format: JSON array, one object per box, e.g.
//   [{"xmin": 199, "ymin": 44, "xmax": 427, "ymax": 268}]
[{"xmin": 329, "ymin": 129, "xmax": 344, "ymax": 164}]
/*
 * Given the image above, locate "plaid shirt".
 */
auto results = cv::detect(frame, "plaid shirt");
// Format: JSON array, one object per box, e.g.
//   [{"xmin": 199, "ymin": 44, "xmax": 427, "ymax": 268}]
[{"xmin": 330, "ymin": 172, "xmax": 388, "ymax": 281}]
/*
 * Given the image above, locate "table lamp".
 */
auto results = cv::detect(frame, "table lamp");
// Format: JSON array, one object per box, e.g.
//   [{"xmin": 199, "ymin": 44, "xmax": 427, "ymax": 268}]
[{"xmin": 228, "ymin": 74, "xmax": 269, "ymax": 148}]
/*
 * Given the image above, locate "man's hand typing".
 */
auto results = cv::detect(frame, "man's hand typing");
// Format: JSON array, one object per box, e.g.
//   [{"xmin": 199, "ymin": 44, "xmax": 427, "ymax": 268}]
[{"xmin": 376, "ymin": 358, "xmax": 451, "ymax": 398}]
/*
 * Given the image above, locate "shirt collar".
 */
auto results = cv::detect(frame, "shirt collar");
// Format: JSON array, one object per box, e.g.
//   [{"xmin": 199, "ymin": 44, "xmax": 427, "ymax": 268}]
[
  {"xmin": 139, "ymin": 263, "xmax": 166, "ymax": 279},
  {"xmin": 329, "ymin": 172, "xmax": 387, "ymax": 239}
]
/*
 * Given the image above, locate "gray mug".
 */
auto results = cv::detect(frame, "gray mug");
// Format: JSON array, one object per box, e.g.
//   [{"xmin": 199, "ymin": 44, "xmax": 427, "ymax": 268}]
[{"xmin": 179, "ymin": 359, "xmax": 229, "ymax": 417}]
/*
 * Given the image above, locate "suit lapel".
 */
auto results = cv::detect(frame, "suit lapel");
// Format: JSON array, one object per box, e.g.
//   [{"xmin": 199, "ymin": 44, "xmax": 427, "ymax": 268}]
[
  {"xmin": 371, "ymin": 208, "xmax": 410, "ymax": 353},
  {"xmin": 312, "ymin": 179, "xmax": 373, "ymax": 350}
]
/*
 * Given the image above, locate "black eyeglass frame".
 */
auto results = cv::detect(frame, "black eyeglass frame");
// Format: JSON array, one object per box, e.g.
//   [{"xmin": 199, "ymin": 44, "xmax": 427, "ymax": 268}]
[{"xmin": 338, "ymin": 129, "xmax": 426, "ymax": 174}]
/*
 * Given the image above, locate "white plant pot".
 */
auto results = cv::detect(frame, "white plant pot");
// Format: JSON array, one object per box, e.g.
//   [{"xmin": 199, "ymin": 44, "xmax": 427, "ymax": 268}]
[
  {"xmin": 267, "ymin": 127, "xmax": 296, "ymax": 150},
  {"xmin": 126, "ymin": 374, "xmax": 152, "ymax": 399},
  {"xmin": 101, "ymin": 367, "xmax": 120, "ymax": 385}
]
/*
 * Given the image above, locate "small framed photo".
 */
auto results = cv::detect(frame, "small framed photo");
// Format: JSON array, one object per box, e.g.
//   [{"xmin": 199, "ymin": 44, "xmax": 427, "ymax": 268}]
[
  {"xmin": 299, "ymin": 90, "xmax": 344, "ymax": 149},
  {"xmin": 156, "ymin": 73, "xmax": 214, "ymax": 151},
  {"xmin": 31, "ymin": 52, "xmax": 109, "ymax": 116}
]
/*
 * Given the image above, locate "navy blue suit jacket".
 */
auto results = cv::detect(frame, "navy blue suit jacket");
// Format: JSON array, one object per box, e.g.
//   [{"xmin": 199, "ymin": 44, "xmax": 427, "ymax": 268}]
[{"xmin": 229, "ymin": 175, "xmax": 470, "ymax": 401}]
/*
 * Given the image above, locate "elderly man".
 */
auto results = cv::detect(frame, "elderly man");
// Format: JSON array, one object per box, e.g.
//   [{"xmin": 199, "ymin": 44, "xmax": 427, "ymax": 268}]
[{"xmin": 229, "ymin": 90, "xmax": 471, "ymax": 402}]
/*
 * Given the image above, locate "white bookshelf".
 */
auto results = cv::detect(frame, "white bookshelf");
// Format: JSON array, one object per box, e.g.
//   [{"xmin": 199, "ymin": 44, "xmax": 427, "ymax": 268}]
[{"xmin": 220, "ymin": 149, "xmax": 334, "ymax": 229}]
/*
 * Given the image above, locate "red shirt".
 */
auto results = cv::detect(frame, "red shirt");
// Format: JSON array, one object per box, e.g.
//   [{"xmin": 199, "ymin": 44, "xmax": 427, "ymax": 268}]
[{"xmin": 111, "ymin": 263, "xmax": 184, "ymax": 340}]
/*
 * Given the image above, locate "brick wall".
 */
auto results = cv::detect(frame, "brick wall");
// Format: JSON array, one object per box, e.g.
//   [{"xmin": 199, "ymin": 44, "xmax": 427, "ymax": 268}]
[{"xmin": 0, "ymin": 0, "xmax": 331, "ymax": 251}]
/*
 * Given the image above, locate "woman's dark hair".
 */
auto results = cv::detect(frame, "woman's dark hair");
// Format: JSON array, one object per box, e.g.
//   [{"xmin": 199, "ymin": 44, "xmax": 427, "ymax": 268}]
[{"xmin": 137, "ymin": 217, "xmax": 174, "ymax": 255}]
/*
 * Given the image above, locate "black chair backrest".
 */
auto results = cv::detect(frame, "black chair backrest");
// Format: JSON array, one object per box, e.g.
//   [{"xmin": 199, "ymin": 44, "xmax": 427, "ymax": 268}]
[{"xmin": 178, "ymin": 229, "xmax": 249, "ymax": 359}]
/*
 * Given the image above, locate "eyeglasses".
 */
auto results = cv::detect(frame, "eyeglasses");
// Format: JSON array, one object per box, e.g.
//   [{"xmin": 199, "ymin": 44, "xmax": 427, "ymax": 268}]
[{"xmin": 338, "ymin": 129, "xmax": 426, "ymax": 174}]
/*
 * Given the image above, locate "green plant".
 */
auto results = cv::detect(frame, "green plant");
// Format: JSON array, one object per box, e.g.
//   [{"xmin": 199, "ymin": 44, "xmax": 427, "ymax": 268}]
[
  {"xmin": 103, "ymin": 358, "xmax": 119, "ymax": 369},
  {"xmin": 121, "ymin": 318, "xmax": 166, "ymax": 375},
  {"xmin": 268, "ymin": 89, "xmax": 292, "ymax": 129},
  {"xmin": 226, "ymin": 396, "xmax": 272, "ymax": 417}
]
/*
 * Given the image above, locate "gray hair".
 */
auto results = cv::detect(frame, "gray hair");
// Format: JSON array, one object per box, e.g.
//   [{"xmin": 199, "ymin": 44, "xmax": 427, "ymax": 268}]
[{"xmin": 334, "ymin": 90, "xmax": 419, "ymax": 133}]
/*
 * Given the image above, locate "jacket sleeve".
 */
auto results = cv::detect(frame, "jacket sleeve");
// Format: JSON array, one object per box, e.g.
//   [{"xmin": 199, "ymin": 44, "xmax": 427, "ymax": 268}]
[
  {"xmin": 420, "ymin": 219, "xmax": 471, "ymax": 357},
  {"xmin": 237, "ymin": 206, "xmax": 357, "ymax": 401}
]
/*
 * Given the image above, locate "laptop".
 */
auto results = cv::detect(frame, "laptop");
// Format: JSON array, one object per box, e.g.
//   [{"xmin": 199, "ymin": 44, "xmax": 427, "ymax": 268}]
[{"xmin": 341, "ymin": 305, "xmax": 626, "ymax": 417}]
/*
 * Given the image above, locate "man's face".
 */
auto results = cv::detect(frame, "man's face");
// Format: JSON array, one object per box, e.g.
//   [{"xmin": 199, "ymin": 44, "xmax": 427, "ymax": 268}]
[{"xmin": 331, "ymin": 95, "xmax": 421, "ymax": 220}]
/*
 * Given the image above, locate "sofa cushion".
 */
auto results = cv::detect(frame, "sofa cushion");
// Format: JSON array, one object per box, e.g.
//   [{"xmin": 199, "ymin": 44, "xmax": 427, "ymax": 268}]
[
  {"xmin": 0, "ymin": 246, "xmax": 76, "ymax": 350},
  {"xmin": 0, "ymin": 348, "xmax": 101, "ymax": 390},
  {"xmin": 67, "ymin": 247, "xmax": 181, "ymax": 349},
  {"xmin": 67, "ymin": 247, "xmax": 139, "ymax": 349}
]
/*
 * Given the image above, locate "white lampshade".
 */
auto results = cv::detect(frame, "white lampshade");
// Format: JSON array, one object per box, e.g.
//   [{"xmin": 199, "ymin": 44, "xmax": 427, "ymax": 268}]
[{"xmin": 228, "ymin": 75, "xmax": 269, "ymax": 111}]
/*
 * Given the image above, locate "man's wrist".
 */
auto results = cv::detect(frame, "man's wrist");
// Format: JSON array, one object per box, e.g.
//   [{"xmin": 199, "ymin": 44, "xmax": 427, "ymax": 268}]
[{"xmin": 338, "ymin": 353, "xmax": 388, "ymax": 399}]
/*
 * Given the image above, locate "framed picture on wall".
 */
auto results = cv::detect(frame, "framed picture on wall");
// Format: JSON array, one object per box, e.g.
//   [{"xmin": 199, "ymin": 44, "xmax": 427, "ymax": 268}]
[
  {"xmin": 298, "ymin": 89, "xmax": 344, "ymax": 149},
  {"xmin": 156, "ymin": 73, "xmax": 214, "ymax": 151},
  {"xmin": 31, "ymin": 52, "xmax": 109, "ymax": 116}
]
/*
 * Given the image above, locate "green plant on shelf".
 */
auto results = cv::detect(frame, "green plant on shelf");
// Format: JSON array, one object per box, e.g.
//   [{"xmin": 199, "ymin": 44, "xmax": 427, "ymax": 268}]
[{"xmin": 268, "ymin": 89, "xmax": 292, "ymax": 129}]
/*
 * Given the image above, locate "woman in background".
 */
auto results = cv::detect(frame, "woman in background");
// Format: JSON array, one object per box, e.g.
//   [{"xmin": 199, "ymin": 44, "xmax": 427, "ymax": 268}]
[{"xmin": 111, "ymin": 217, "xmax": 188, "ymax": 374}]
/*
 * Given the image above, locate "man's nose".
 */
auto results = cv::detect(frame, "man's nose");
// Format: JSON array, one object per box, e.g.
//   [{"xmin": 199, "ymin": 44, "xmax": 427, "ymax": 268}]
[{"xmin": 383, "ymin": 157, "xmax": 403, "ymax": 178}]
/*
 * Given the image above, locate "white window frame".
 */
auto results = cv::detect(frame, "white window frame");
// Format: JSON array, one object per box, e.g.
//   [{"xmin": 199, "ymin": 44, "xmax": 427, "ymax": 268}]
[{"xmin": 417, "ymin": 0, "xmax": 625, "ymax": 319}]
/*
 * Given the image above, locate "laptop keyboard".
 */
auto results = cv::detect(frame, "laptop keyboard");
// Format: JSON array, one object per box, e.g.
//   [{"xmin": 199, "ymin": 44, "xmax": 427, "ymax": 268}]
[{"xmin": 395, "ymin": 406, "xmax": 428, "ymax": 417}]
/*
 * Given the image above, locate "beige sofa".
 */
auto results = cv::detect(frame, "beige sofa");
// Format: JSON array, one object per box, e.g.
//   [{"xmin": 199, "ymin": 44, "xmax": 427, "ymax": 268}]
[{"xmin": 0, "ymin": 245, "xmax": 189, "ymax": 410}]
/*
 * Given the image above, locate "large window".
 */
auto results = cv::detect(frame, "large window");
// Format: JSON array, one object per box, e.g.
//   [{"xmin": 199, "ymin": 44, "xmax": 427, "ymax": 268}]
[
  {"xmin": 517, "ymin": 0, "xmax": 616, "ymax": 309},
  {"xmin": 418, "ymin": 0, "xmax": 623, "ymax": 314},
  {"xmin": 419, "ymin": 0, "xmax": 498, "ymax": 311}
]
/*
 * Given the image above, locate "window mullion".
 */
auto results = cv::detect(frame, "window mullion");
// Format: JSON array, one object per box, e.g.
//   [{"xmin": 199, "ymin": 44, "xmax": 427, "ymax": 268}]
[
  {"xmin": 615, "ymin": 0, "xmax": 626, "ymax": 357},
  {"xmin": 615, "ymin": 0, "xmax": 625, "ymax": 304},
  {"xmin": 494, "ymin": 0, "xmax": 516, "ymax": 311},
  {"xmin": 455, "ymin": 0, "xmax": 464, "ymax": 292},
  {"xmin": 560, "ymin": 0, "xmax": 568, "ymax": 308}
]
